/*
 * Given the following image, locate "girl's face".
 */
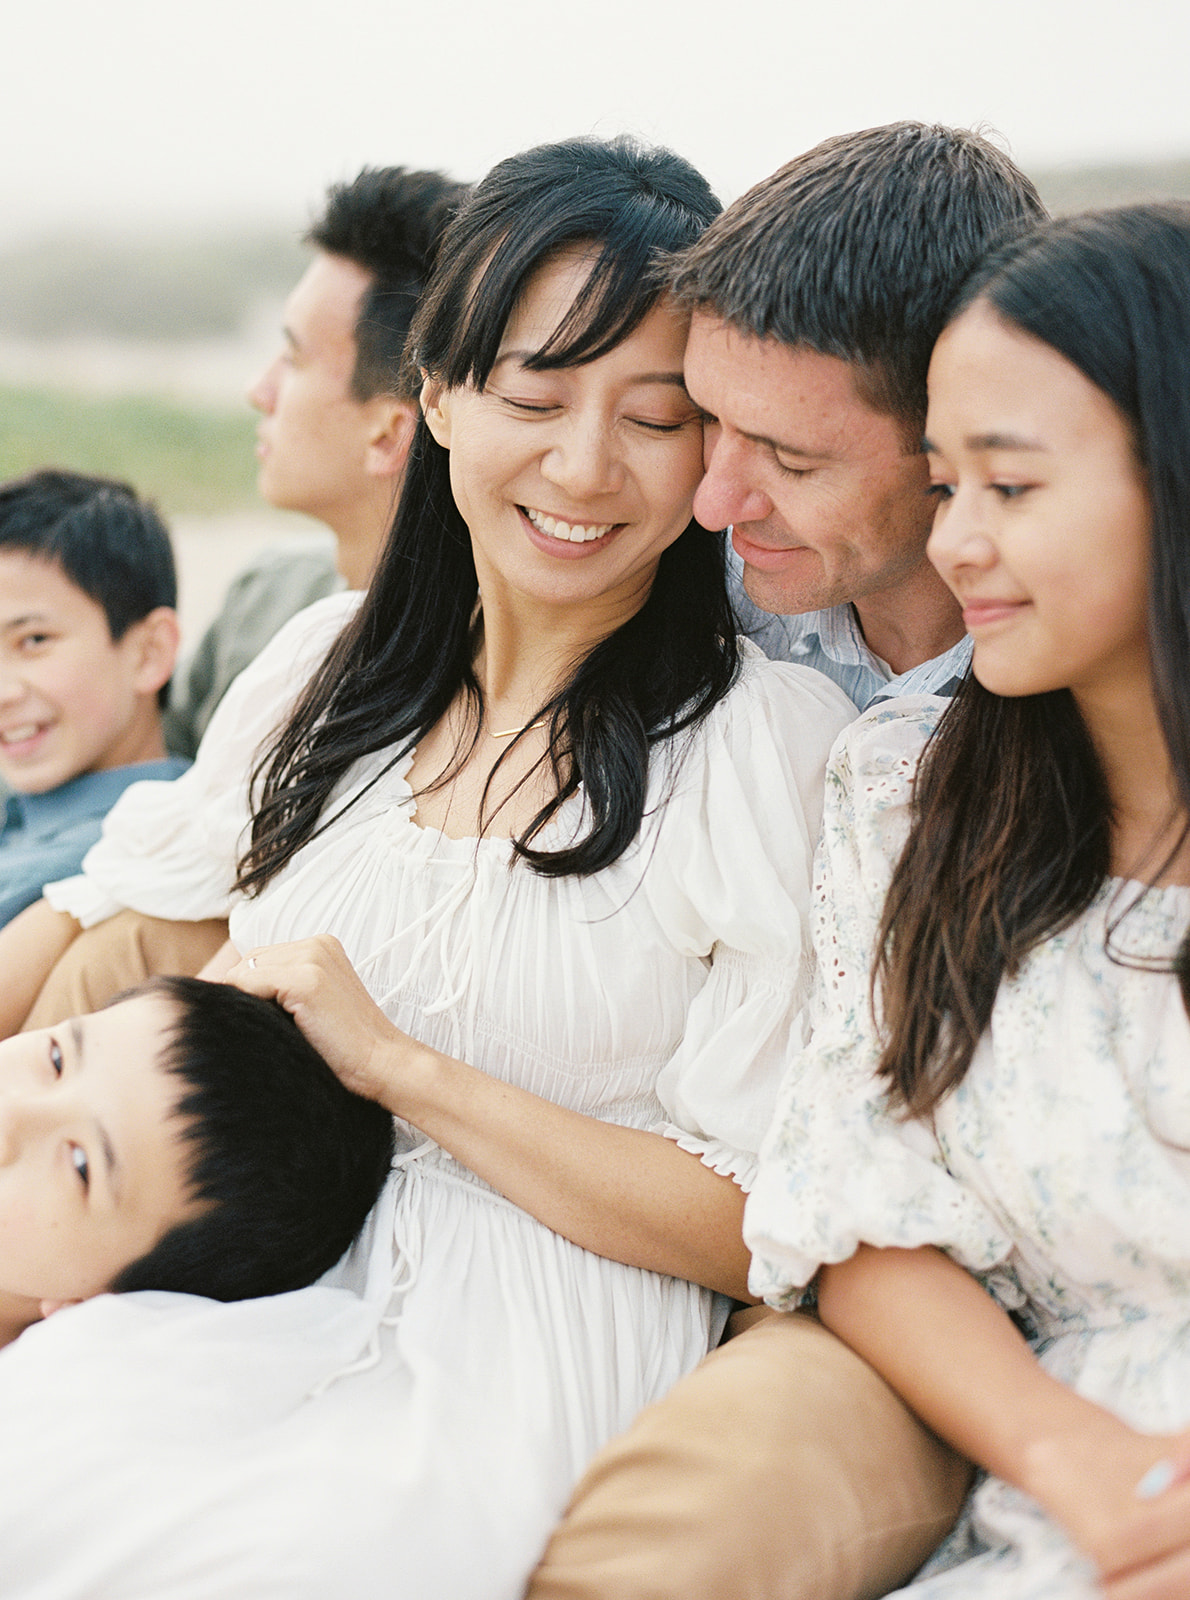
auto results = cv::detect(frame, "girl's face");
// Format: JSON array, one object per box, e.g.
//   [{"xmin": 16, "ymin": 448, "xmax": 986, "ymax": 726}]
[
  {"xmin": 422, "ymin": 247, "xmax": 705, "ymax": 627},
  {"xmin": 925, "ymin": 301, "xmax": 1151, "ymax": 710}
]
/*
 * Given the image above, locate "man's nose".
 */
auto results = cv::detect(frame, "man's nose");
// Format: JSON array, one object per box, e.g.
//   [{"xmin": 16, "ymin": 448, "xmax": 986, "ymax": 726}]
[{"xmin": 693, "ymin": 431, "xmax": 772, "ymax": 530}]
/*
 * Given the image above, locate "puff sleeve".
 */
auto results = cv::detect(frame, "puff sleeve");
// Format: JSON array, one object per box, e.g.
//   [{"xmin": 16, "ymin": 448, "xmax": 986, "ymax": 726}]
[
  {"xmin": 744, "ymin": 696, "xmax": 1018, "ymax": 1306},
  {"xmin": 45, "ymin": 592, "xmax": 362, "ymax": 928},
  {"xmin": 644, "ymin": 647, "xmax": 856, "ymax": 1191}
]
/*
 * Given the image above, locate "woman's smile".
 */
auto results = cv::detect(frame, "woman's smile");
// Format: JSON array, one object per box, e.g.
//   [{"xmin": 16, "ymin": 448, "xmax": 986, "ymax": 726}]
[
  {"xmin": 422, "ymin": 247, "xmax": 704, "ymax": 618},
  {"xmin": 521, "ymin": 507, "xmax": 618, "ymax": 545}
]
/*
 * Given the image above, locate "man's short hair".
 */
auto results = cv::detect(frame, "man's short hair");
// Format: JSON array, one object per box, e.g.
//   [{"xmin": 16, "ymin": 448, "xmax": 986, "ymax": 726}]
[
  {"xmin": 672, "ymin": 122, "xmax": 1047, "ymax": 434},
  {"xmin": 111, "ymin": 977, "xmax": 395, "ymax": 1301},
  {"xmin": 306, "ymin": 166, "xmax": 470, "ymax": 401},
  {"xmin": 0, "ymin": 469, "xmax": 176, "ymax": 640}
]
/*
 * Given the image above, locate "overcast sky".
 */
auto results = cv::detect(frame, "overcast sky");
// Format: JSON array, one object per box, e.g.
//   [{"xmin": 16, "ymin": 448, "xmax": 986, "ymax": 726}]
[{"xmin": 5, "ymin": 0, "xmax": 1189, "ymax": 243}]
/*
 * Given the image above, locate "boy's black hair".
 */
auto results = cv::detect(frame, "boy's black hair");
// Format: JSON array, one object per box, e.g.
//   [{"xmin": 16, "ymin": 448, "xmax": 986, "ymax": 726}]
[
  {"xmin": 110, "ymin": 977, "xmax": 395, "ymax": 1301},
  {"xmin": 0, "ymin": 469, "xmax": 176, "ymax": 640},
  {"xmin": 306, "ymin": 166, "xmax": 471, "ymax": 402}
]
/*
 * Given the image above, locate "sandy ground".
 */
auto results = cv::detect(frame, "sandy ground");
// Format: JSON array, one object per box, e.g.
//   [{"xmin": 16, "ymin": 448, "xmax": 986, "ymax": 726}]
[{"xmin": 170, "ymin": 508, "xmax": 336, "ymax": 647}]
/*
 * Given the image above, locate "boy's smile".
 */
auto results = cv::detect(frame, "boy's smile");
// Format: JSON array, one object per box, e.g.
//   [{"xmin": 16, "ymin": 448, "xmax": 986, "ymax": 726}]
[{"xmin": 0, "ymin": 551, "xmax": 168, "ymax": 795}]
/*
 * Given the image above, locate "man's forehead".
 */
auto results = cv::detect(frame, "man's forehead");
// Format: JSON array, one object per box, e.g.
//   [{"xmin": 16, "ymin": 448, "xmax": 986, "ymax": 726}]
[{"xmin": 684, "ymin": 314, "xmax": 878, "ymax": 437}]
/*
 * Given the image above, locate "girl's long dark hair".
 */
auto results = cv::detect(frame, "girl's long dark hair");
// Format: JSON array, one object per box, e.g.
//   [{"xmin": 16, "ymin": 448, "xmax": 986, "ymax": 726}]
[
  {"xmin": 875, "ymin": 203, "xmax": 1190, "ymax": 1117},
  {"xmin": 236, "ymin": 136, "xmax": 736, "ymax": 895}
]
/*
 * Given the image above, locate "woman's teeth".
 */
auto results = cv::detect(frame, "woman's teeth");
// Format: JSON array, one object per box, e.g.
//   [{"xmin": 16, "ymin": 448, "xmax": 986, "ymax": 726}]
[{"xmin": 525, "ymin": 508, "xmax": 614, "ymax": 543}]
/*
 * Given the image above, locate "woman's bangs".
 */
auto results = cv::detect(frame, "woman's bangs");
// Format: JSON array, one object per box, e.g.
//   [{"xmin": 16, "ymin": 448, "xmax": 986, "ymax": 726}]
[{"xmin": 524, "ymin": 241, "xmax": 667, "ymax": 372}]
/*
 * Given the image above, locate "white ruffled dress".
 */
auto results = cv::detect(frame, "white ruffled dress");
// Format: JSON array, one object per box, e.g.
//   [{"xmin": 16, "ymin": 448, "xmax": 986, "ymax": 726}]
[
  {"xmin": 8, "ymin": 591, "xmax": 854, "ymax": 1600},
  {"xmin": 745, "ymin": 697, "xmax": 1190, "ymax": 1598}
]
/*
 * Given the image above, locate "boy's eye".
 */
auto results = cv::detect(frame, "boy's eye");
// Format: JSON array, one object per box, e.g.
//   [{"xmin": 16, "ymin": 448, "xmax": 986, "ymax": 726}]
[
  {"xmin": 48, "ymin": 1038, "xmax": 63, "ymax": 1077},
  {"xmin": 70, "ymin": 1145, "xmax": 89, "ymax": 1189}
]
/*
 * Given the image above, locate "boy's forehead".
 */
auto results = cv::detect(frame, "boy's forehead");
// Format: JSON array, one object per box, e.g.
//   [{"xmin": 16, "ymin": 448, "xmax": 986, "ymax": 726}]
[{"xmin": 0, "ymin": 549, "xmax": 109, "ymax": 631}]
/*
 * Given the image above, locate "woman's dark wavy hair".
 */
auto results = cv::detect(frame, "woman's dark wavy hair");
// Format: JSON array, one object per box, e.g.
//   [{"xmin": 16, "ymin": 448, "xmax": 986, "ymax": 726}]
[
  {"xmin": 875, "ymin": 202, "xmax": 1190, "ymax": 1117},
  {"xmin": 237, "ymin": 135, "xmax": 735, "ymax": 893}
]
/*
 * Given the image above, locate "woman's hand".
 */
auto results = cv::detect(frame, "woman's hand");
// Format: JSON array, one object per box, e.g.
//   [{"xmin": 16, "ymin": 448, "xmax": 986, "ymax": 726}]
[
  {"xmin": 229, "ymin": 936, "xmax": 751, "ymax": 1297},
  {"xmin": 227, "ymin": 935, "xmax": 414, "ymax": 1108}
]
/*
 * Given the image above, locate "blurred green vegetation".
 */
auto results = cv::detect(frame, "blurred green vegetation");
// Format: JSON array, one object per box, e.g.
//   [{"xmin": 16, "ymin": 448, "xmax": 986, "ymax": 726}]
[{"xmin": 0, "ymin": 385, "xmax": 259, "ymax": 514}]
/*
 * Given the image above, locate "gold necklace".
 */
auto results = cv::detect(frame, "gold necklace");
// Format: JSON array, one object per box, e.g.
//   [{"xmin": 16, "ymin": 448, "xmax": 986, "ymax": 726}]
[{"xmin": 489, "ymin": 719, "xmax": 547, "ymax": 739}]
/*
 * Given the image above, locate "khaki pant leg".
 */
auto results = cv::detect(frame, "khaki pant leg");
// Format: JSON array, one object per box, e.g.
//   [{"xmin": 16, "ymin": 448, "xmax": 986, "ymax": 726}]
[
  {"xmin": 22, "ymin": 910, "xmax": 230, "ymax": 1028},
  {"xmin": 526, "ymin": 1307, "xmax": 971, "ymax": 1600}
]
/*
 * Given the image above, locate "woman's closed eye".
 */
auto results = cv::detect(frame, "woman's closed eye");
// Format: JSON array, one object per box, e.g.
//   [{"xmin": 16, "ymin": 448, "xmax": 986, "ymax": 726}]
[
  {"xmin": 628, "ymin": 414, "xmax": 698, "ymax": 435},
  {"xmin": 500, "ymin": 396, "xmax": 559, "ymax": 415}
]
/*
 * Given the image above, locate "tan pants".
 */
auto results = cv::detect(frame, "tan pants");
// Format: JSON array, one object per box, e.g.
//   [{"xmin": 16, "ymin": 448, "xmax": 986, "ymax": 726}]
[
  {"xmin": 22, "ymin": 910, "xmax": 229, "ymax": 1028},
  {"xmin": 526, "ymin": 1306, "xmax": 970, "ymax": 1600}
]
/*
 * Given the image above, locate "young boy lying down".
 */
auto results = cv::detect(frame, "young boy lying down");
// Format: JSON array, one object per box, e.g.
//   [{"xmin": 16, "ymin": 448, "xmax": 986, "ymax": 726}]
[{"xmin": 0, "ymin": 976, "xmax": 395, "ymax": 1346}]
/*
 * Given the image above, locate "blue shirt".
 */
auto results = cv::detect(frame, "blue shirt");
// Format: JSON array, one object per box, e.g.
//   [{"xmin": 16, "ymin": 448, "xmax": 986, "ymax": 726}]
[
  {"xmin": 729, "ymin": 559, "xmax": 971, "ymax": 710},
  {"xmin": 0, "ymin": 758, "xmax": 190, "ymax": 930}
]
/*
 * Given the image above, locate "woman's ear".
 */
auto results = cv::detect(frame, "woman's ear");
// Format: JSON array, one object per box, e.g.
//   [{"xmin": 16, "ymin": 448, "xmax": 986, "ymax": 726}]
[{"xmin": 420, "ymin": 376, "xmax": 452, "ymax": 449}]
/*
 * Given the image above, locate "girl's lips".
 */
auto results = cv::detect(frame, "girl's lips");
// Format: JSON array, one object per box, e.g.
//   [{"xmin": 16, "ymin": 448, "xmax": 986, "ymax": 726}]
[{"xmin": 962, "ymin": 599, "xmax": 1029, "ymax": 628}]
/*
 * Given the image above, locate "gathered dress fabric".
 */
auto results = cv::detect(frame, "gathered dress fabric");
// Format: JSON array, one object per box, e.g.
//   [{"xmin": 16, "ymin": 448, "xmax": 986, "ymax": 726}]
[
  {"xmin": 14, "ymin": 590, "xmax": 855, "ymax": 1599},
  {"xmin": 745, "ymin": 697, "xmax": 1190, "ymax": 1598}
]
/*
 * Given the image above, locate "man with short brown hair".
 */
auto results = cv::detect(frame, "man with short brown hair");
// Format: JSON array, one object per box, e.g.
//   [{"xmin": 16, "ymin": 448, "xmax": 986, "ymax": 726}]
[{"xmin": 528, "ymin": 123, "xmax": 1046, "ymax": 1600}]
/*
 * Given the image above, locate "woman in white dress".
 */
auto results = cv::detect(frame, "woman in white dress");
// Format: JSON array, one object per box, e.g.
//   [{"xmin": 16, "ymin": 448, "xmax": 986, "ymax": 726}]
[
  {"xmin": 745, "ymin": 203, "xmax": 1190, "ymax": 1599},
  {"xmin": 0, "ymin": 137, "xmax": 853, "ymax": 1598}
]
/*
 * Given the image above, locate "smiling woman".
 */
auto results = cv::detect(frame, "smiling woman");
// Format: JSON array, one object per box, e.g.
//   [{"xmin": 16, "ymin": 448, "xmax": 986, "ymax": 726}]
[{"xmin": 0, "ymin": 136, "xmax": 855, "ymax": 1597}]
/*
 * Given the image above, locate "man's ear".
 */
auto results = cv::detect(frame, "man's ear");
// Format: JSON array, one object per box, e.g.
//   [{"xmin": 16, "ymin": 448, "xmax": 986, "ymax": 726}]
[
  {"xmin": 420, "ymin": 376, "xmax": 452, "ymax": 449},
  {"xmin": 38, "ymin": 1297, "xmax": 83, "ymax": 1321},
  {"xmin": 128, "ymin": 607, "xmax": 181, "ymax": 696},
  {"xmin": 364, "ymin": 398, "xmax": 419, "ymax": 482}
]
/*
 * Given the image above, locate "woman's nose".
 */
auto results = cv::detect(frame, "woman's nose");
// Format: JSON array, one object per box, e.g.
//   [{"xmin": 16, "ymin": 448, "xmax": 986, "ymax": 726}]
[{"xmin": 541, "ymin": 417, "xmax": 623, "ymax": 500}]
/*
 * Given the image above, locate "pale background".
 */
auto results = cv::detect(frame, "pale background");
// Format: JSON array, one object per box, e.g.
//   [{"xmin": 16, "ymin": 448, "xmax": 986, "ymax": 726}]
[
  {"xmin": 3, "ymin": 0, "xmax": 1188, "ymax": 636},
  {"xmin": 5, "ymin": 0, "xmax": 1188, "ymax": 238}
]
